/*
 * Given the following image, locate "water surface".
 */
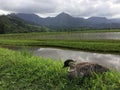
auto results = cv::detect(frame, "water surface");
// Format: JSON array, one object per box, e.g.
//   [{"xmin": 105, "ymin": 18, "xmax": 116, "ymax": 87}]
[
  {"xmin": 40, "ymin": 32, "xmax": 120, "ymax": 40},
  {"xmin": 78, "ymin": 32, "xmax": 120, "ymax": 40},
  {"xmin": 2, "ymin": 46, "xmax": 120, "ymax": 71},
  {"xmin": 34, "ymin": 48, "xmax": 120, "ymax": 71}
]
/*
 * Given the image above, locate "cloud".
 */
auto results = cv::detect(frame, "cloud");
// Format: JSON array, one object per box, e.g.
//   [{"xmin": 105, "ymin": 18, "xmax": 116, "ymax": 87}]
[
  {"xmin": 57, "ymin": 0, "xmax": 120, "ymax": 18},
  {"xmin": 0, "ymin": 9, "xmax": 10, "ymax": 15},
  {"xmin": 0, "ymin": 0, "xmax": 120, "ymax": 18},
  {"xmin": 0, "ymin": 0, "xmax": 58, "ymax": 13}
]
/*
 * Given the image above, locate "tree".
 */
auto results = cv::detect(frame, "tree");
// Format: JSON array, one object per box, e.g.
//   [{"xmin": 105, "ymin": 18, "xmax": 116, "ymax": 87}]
[{"xmin": 0, "ymin": 23, "xmax": 5, "ymax": 34}]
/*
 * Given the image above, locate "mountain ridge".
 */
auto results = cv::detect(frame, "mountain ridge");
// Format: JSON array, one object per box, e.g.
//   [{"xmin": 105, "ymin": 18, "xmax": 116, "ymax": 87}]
[
  {"xmin": 1, "ymin": 12, "xmax": 120, "ymax": 34},
  {"xmin": 4, "ymin": 12, "xmax": 120, "ymax": 29},
  {"xmin": 0, "ymin": 15, "xmax": 49, "ymax": 34}
]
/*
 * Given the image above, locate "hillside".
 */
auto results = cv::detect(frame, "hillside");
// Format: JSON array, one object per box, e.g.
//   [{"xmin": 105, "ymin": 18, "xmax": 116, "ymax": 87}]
[
  {"xmin": 0, "ymin": 15, "xmax": 49, "ymax": 34},
  {"xmin": 14, "ymin": 12, "xmax": 120, "ymax": 29},
  {"xmin": 1, "ymin": 12, "xmax": 120, "ymax": 33}
]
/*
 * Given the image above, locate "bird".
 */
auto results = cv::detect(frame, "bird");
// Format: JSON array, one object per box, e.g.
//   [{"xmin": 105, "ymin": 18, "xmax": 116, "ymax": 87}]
[{"xmin": 63, "ymin": 59, "xmax": 109, "ymax": 79}]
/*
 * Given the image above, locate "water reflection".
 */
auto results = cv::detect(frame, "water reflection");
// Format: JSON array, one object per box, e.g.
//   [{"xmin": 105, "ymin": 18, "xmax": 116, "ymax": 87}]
[
  {"xmin": 82, "ymin": 32, "xmax": 120, "ymax": 40},
  {"xmin": 42, "ymin": 32, "xmax": 120, "ymax": 40},
  {"xmin": 34, "ymin": 48, "xmax": 120, "ymax": 71}
]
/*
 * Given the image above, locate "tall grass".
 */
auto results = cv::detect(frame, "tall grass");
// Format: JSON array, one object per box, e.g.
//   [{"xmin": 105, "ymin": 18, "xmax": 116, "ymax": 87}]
[{"xmin": 0, "ymin": 48, "xmax": 120, "ymax": 90}]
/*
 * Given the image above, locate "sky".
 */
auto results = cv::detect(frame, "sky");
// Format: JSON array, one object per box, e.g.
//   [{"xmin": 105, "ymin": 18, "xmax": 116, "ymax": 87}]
[{"xmin": 0, "ymin": 0, "xmax": 120, "ymax": 18}]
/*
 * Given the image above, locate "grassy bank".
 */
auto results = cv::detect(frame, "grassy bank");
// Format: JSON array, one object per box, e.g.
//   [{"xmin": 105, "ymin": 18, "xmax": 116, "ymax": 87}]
[
  {"xmin": 0, "ymin": 39, "xmax": 120, "ymax": 54},
  {"xmin": 0, "ymin": 31, "xmax": 120, "ymax": 54},
  {"xmin": 0, "ymin": 48, "xmax": 120, "ymax": 90}
]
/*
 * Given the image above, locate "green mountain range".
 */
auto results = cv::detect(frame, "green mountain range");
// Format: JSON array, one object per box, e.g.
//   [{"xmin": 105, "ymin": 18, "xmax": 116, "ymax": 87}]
[
  {"xmin": 0, "ymin": 15, "xmax": 49, "ymax": 34},
  {"xmin": 15, "ymin": 12, "xmax": 120, "ymax": 29}
]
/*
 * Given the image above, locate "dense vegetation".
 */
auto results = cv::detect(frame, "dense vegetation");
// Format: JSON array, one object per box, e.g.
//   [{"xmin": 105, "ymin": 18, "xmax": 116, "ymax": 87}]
[
  {"xmin": 0, "ymin": 48, "xmax": 120, "ymax": 90},
  {"xmin": 0, "ymin": 32, "xmax": 120, "ymax": 54},
  {"xmin": 0, "ymin": 15, "xmax": 49, "ymax": 34}
]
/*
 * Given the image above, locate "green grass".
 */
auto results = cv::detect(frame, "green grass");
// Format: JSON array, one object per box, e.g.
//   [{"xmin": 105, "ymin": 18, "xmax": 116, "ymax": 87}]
[
  {"xmin": 0, "ymin": 31, "xmax": 120, "ymax": 54},
  {"xmin": 0, "ymin": 30, "xmax": 120, "ymax": 40},
  {"xmin": 0, "ymin": 48, "xmax": 120, "ymax": 90},
  {"xmin": 0, "ymin": 39, "xmax": 120, "ymax": 54}
]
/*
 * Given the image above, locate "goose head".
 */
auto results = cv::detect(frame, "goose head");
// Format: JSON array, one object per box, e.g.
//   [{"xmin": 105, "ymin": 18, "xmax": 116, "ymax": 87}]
[
  {"xmin": 63, "ymin": 59, "xmax": 78, "ymax": 78},
  {"xmin": 63, "ymin": 59, "xmax": 76, "ymax": 69}
]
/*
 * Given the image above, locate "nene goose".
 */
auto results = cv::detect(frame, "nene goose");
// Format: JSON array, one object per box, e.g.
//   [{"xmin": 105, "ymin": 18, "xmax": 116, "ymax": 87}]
[{"xmin": 63, "ymin": 59, "xmax": 109, "ymax": 79}]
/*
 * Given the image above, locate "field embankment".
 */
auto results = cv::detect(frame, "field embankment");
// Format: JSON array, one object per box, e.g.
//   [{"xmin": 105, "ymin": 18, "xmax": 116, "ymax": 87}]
[
  {"xmin": 0, "ymin": 32, "xmax": 120, "ymax": 54},
  {"xmin": 0, "ymin": 48, "xmax": 120, "ymax": 90}
]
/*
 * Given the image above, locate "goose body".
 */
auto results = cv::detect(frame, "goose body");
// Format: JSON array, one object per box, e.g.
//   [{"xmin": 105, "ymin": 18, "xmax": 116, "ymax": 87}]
[{"xmin": 63, "ymin": 59, "xmax": 109, "ymax": 78}]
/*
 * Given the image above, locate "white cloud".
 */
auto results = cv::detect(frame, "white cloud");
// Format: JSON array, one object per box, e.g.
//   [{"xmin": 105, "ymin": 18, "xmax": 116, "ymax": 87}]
[
  {"xmin": 0, "ymin": 0, "xmax": 58, "ymax": 13},
  {"xmin": 0, "ymin": 9, "xmax": 10, "ymax": 15},
  {"xmin": 0, "ymin": 0, "xmax": 120, "ymax": 18}
]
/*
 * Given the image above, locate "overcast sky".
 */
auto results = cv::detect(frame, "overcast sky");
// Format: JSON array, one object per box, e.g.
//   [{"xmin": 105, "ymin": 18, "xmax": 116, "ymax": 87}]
[{"xmin": 0, "ymin": 0, "xmax": 120, "ymax": 18}]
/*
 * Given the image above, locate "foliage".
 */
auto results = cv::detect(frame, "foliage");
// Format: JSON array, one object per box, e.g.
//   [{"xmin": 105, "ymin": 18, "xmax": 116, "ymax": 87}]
[
  {"xmin": 0, "ymin": 48, "xmax": 120, "ymax": 90},
  {"xmin": 0, "ymin": 15, "xmax": 49, "ymax": 34}
]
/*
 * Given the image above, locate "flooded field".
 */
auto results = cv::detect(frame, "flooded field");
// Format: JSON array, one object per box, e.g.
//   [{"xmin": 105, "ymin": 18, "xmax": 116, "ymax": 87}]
[{"xmin": 34, "ymin": 48, "xmax": 120, "ymax": 71}]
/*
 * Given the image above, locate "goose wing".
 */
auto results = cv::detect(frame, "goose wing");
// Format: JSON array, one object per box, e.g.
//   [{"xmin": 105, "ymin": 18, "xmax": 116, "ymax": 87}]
[{"xmin": 76, "ymin": 62, "xmax": 109, "ymax": 76}]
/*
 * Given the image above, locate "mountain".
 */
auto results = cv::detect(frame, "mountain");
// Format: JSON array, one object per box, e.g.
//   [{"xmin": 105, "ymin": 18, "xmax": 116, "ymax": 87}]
[
  {"xmin": 10, "ymin": 13, "xmax": 44, "ymax": 25},
  {"xmin": 55, "ymin": 12, "xmax": 72, "ymax": 18},
  {"xmin": 44, "ymin": 12, "xmax": 86, "ymax": 28},
  {"xmin": 15, "ymin": 12, "xmax": 87, "ymax": 29},
  {"xmin": 11, "ymin": 12, "xmax": 120, "ymax": 29},
  {"xmin": 110, "ymin": 18, "xmax": 120, "ymax": 23},
  {"xmin": 87, "ymin": 17, "xmax": 108, "ymax": 24},
  {"xmin": 0, "ymin": 15, "xmax": 49, "ymax": 34}
]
